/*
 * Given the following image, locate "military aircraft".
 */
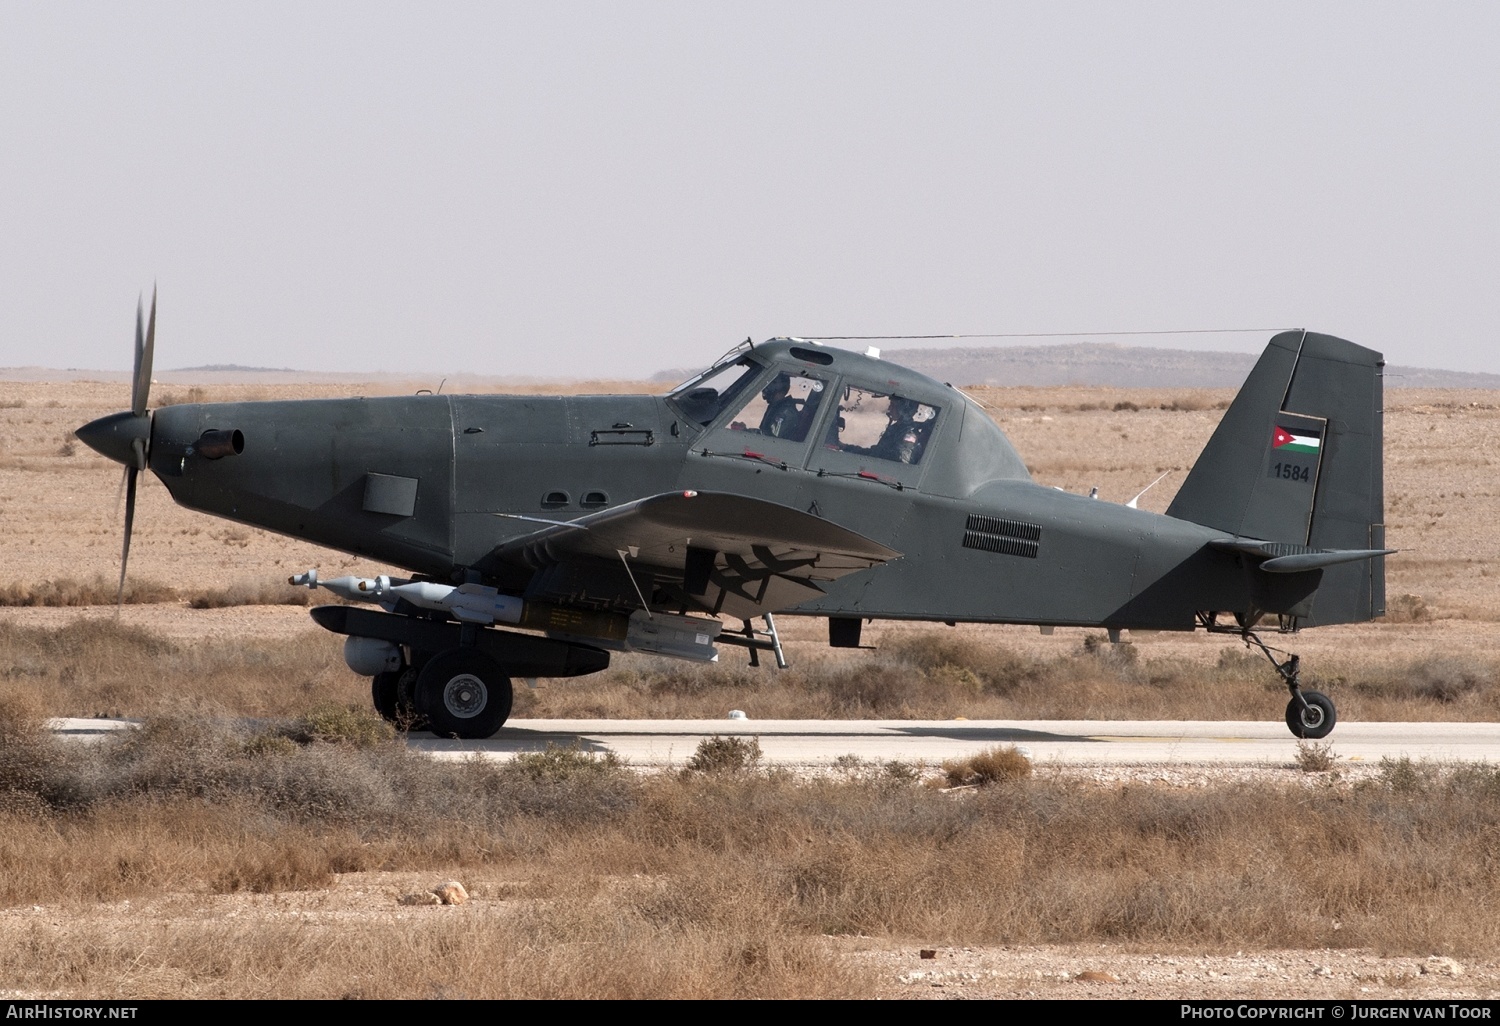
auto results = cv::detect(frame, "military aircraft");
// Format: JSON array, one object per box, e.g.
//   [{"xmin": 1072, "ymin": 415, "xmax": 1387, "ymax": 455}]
[{"xmin": 78, "ymin": 294, "xmax": 1390, "ymax": 740}]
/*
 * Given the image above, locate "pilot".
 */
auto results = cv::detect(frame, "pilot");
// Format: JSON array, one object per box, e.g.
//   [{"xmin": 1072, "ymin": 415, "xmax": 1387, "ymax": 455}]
[
  {"xmin": 758, "ymin": 373, "xmax": 802, "ymax": 439},
  {"xmin": 870, "ymin": 396, "xmax": 932, "ymax": 464}
]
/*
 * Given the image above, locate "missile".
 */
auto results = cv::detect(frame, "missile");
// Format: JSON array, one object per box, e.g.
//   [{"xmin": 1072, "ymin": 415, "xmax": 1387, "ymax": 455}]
[{"xmin": 289, "ymin": 568, "xmax": 720, "ymax": 661}]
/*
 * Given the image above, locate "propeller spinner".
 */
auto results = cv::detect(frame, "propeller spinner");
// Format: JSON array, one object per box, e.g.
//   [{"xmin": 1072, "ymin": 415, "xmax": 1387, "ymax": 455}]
[{"xmin": 75, "ymin": 289, "xmax": 156, "ymax": 606}]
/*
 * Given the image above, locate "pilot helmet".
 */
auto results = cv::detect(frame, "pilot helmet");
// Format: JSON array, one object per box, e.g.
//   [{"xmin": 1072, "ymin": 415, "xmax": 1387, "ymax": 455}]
[{"xmin": 761, "ymin": 375, "xmax": 790, "ymax": 402}]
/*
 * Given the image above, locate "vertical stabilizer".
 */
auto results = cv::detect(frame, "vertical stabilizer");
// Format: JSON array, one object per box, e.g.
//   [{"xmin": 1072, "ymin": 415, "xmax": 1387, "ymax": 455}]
[{"xmin": 1166, "ymin": 331, "xmax": 1385, "ymax": 623}]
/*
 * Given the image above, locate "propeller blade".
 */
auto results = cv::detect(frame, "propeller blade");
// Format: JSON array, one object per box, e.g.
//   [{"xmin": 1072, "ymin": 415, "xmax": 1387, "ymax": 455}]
[
  {"xmin": 132, "ymin": 297, "xmax": 143, "ymax": 407},
  {"xmin": 117, "ymin": 465, "xmax": 138, "ymax": 611},
  {"xmin": 114, "ymin": 464, "xmax": 128, "ymax": 519},
  {"xmin": 132, "ymin": 287, "xmax": 156, "ymax": 417},
  {"xmin": 116, "ymin": 288, "xmax": 156, "ymax": 613}
]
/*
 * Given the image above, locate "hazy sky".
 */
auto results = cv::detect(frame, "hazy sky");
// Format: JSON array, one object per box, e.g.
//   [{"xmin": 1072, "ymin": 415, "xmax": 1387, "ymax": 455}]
[{"xmin": 3, "ymin": 2, "xmax": 1498, "ymax": 378}]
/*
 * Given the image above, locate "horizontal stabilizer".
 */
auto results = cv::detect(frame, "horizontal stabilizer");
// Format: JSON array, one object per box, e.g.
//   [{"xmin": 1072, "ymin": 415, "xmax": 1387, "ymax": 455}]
[
  {"xmin": 1209, "ymin": 538, "xmax": 1396, "ymax": 574},
  {"xmin": 1261, "ymin": 549, "xmax": 1395, "ymax": 573}
]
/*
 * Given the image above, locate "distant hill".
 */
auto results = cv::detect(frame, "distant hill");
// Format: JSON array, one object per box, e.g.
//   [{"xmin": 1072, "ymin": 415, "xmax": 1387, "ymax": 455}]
[
  {"xmin": 174, "ymin": 363, "xmax": 300, "ymax": 373},
  {"xmin": 7, "ymin": 343, "xmax": 1496, "ymax": 389},
  {"xmin": 879, "ymin": 343, "xmax": 1500, "ymax": 390}
]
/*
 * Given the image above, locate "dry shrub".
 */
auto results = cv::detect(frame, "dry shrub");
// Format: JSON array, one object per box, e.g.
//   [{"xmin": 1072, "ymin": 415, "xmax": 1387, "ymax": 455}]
[
  {"xmin": 10, "ymin": 618, "xmax": 1500, "ymax": 733},
  {"xmin": 527, "ymin": 631, "xmax": 1493, "ymax": 724},
  {"xmin": 1215, "ymin": 646, "xmax": 1266, "ymax": 677},
  {"xmin": 831, "ymin": 754, "xmax": 922, "ymax": 785},
  {"xmin": 941, "ymin": 745, "xmax": 1032, "ymax": 787},
  {"xmin": 1113, "ymin": 400, "xmax": 1140, "ymax": 412},
  {"xmin": 884, "ymin": 633, "xmax": 1046, "ymax": 695},
  {"xmin": 1294, "ymin": 740, "xmax": 1337, "ymax": 773},
  {"xmin": 0, "ymin": 714, "xmax": 639, "ymax": 835},
  {"xmin": 0, "ymin": 692, "xmax": 68, "ymax": 814},
  {"xmin": 806, "ymin": 661, "xmax": 926, "ymax": 715},
  {"xmin": 1384, "ymin": 594, "xmax": 1435, "ymax": 624},
  {"xmin": 0, "ymin": 575, "xmax": 177, "ymax": 607},
  {"xmin": 0, "ymin": 879, "xmax": 862, "ymax": 999},
  {"xmin": 186, "ymin": 580, "xmax": 311, "ymax": 609},
  {"xmin": 283, "ymin": 705, "xmax": 396, "ymax": 748},
  {"xmin": 1376, "ymin": 756, "xmax": 1442, "ymax": 795},
  {"xmin": 0, "ymin": 619, "xmax": 356, "ymax": 719},
  {"xmin": 1160, "ymin": 395, "xmax": 1209, "ymax": 412},
  {"xmin": 1348, "ymin": 655, "xmax": 1493, "ymax": 705},
  {"xmin": 241, "ymin": 733, "xmax": 298, "ymax": 758},
  {"xmin": 505, "ymin": 744, "xmax": 625, "ymax": 781},
  {"xmin": 686, "ymin": 735, "xmax": 762, "ymax": 774},
  {"xmin": 9, "ymin": 734, "xmax": 1500, "ymax": 990},
  {"xmin": 1404, "ymin": 657, "xmax": 1492, "ymax": 702},
  {"xmin": 1081, "ymin": 633, "xmax": 1140, "ymax": 667},
  {"xmin": 643, "ymin": 662, "xmax": 766, "ymax": 698},
  {"xmin": 0, "ymin": 687, "xmax": 46, "ymax": 732},
  {"xmin": 156, "ymin": 386, "xmax": 208, "ymax": 406}
]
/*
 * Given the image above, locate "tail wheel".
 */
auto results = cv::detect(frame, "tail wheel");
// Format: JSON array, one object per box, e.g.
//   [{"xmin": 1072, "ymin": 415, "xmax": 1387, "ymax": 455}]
[
  {"xmin": 1285, "ymin": 690, "xmax": 1336, "ymax": 739},
  {"xmin": 416, "ymin": 649, "xmax": 513, "ymax": 739}
]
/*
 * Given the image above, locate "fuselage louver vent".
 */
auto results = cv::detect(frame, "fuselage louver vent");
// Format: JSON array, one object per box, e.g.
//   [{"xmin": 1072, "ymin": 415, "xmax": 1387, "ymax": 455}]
[{"xmin": 963, "ymin": 514, "xmax": 1041, "ymax": 558}]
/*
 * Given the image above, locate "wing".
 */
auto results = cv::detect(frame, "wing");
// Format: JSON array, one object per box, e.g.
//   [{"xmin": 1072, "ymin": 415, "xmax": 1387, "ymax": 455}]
[{"xmin": 478, "ymin": 490, "xmax": 900, "ymax": 620}]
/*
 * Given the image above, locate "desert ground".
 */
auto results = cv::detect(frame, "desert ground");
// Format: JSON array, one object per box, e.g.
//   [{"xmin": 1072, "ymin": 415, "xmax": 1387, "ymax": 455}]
[{"xmin": 2, "ymin": 372, "xmax": 1499, "ymax": 999}]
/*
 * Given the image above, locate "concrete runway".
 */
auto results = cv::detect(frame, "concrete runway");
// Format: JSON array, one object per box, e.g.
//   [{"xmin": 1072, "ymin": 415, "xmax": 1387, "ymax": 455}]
[
  {"xmin": 403, "ymin": 718, "xmax": 1500, "ymax": 768},
  {"xmin": 50, "ymin": 717, "xmax": 1500, "ymax": 768}
]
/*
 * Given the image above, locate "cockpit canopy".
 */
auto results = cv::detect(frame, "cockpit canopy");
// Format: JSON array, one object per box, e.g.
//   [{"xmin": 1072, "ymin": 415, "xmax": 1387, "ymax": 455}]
[{"xmin": 666, "ymin": 338, "xmax": 1030, "ymax": 495}]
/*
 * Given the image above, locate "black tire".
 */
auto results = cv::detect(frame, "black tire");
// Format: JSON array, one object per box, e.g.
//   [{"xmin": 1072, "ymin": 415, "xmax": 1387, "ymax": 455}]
[
  {"xmin": 372, "ymin": 666, "xmax": 426, "ymax": 729},
  {"xmin": 394, "ymin": 665, "xmax": 426, "ymax": 731},
  {"xmin": 1285, "ymin": 690, "xmax": 1336, "ymax": 739},
  {"xmin": 416, "ymin": 648, "xmax": 513, "ymax": 739},
  {"xmin": 371, "ymin": 671, "xmax": 400, "ymax": 721}
]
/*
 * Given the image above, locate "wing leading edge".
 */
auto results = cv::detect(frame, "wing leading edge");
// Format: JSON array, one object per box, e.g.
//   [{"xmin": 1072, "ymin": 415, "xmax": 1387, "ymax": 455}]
[{"xmin": 480, "ymin": 491, "xmax": 900, "ymax": 620}]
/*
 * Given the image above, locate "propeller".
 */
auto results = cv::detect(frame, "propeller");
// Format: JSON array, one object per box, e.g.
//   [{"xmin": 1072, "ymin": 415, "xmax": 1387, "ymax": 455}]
[
  {"xmin": 75, "ymin": 288, "xmax": 156, "ymax": 612},
  {"xmin": 118, "ymin": 289, "xmax": 156, "ymax": 606}
]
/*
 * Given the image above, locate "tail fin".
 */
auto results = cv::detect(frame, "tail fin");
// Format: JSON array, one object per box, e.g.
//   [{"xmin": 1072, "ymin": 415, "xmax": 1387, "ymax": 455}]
[{"xmin": 1166, "ymin": 330, "xmax": 1386, "ymax": 624}]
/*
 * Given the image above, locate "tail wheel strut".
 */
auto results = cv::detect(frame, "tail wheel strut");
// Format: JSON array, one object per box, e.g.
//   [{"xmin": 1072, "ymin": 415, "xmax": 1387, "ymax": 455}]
[{"xmin": 1201, "ymin": 615, "xmax": 1339, "ymax": 740}]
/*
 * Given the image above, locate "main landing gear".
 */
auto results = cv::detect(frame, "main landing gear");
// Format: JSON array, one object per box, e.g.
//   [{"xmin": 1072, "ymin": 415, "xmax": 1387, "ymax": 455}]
[{"xmin": 371, "ymin": 647, "xmax": 514, "ymax": 739}]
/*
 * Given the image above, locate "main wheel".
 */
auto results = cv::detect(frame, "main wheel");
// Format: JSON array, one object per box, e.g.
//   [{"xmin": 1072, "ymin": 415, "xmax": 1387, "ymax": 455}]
[
  {"xmin": 394, "ymin": 665, "xmax": 426, "ymax": 730},
  {"xmin": 415, "ymin": 649, "xmax": 513, "ymax": 739},
  {"xmin": 1285, "ymin": 690, "xmax": 1336, "ymax": 739},
  {"xmin": 371, "ymin": 666, "xmax": 426, "ymax": 730},
  {"xmin": 371, "ymin": 671, "xmax": 400, "ymax": 721}
]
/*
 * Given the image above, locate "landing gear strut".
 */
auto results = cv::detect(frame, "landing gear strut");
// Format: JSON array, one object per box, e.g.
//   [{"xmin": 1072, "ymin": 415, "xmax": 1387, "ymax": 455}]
[
  {"xmin": 1239, "ymin": 629, "xmax": 1337, "ymax": 740},
  {"xmin": 1200, "ymin": 613, "xmax": 1338, "ymax": 739}
]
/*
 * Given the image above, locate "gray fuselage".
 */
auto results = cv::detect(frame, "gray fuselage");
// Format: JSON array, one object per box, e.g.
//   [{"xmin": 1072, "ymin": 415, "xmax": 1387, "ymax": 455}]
[{"xmin": 146, "ymin": 341, "xmax": 1253, "ymax": 631}]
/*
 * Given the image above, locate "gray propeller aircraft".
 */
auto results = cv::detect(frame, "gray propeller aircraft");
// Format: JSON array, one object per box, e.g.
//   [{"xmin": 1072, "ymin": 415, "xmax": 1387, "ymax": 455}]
[{"xmin": 78, "ymin": 294, "xmax": 1390, "ymax": 740}]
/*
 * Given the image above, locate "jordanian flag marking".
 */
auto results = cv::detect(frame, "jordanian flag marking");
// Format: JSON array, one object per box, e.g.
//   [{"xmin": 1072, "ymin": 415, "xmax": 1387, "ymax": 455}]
[{"xmin": 1272, "ymin": 426, "xmax": 1320, "ymax": 454}]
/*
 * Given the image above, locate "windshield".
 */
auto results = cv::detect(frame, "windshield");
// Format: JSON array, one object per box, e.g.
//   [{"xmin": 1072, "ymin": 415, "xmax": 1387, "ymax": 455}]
[{"xmin": 667, "ymin": 356, "xmax": 765, "ymax": 426}]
